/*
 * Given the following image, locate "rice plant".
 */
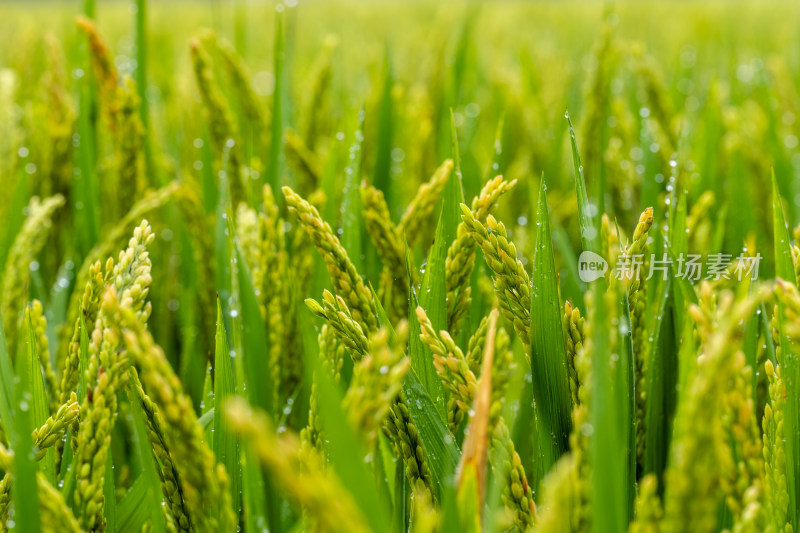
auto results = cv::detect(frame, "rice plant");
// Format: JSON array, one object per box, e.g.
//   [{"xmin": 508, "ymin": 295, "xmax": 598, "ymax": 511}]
[{"xmin": 0, "ymin": 1, "xmax": 797, "ymax": 532}]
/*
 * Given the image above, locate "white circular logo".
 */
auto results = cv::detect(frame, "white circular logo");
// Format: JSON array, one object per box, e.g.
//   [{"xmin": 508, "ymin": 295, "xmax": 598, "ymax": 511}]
[{"xmin": 578, "ymin": 251, "xmax": 608, "ymax": 282}]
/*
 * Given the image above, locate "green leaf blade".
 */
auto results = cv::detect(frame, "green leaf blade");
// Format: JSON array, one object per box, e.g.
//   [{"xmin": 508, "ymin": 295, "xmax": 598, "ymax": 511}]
[
  {"xmin": 340, "ymin": 110, "xmax": 366, "ymax": 274},
  {"xmin": 213, "ymin": 299, "xmax": 240, "ymax": 522},
  {"xmin": 267, "ymin": 7, "xmax": 286, "ymax": 196},
  {"xmin": 774, "ymin": 168, "xmax": 800, "ymax": 526},
  {"xmin": 402, "ymin": 371, "xmax": 461, "ymax": 501},
  {"xmin": 566, "ymin": 111, "xmax": 599, "ymax": 255},
  {"xmin": 529, "ymin": 179, "xmax": 572, "ymax": 477},
  {"xmin": 127, "ymin": 380, "xmax": 167, "ymax": 533},
  {"xmin": 13, "ymin": 322, "xmax": 43, "ymax": 533},
  {"xmin": 235, "ymin": 246, "xmax": 274, "ymax": 415},
  {"xmin": 26, "ymin": 316, "xmax": 55, "ymax": 486},
  {"xmin": 0, "ymin": 312, "xmax": 15, "ymax": 439},
  {"xmin": 410, "ymin": 238, "xmax": 447, "ymax": 420},
  {"xmin": 643, "ymin": 276, "xmax": 677, "ymax": 490},
  {"xmin": 373, "ymin": 47, "xmax": 394, "ymax": 201}
]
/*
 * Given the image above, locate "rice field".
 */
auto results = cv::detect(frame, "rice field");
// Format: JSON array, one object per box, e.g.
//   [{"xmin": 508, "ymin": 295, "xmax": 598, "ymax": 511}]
[{"xmin": 0, "ymin": 1, "xmax": 799, "ymax": 532}]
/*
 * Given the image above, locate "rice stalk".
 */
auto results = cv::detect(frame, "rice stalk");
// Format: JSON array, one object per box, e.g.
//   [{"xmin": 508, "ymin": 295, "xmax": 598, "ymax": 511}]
[
  {"xmin": 416, "ymin": 305, "xmax": 478, "ymax": 431},
  {"xmin": 1, "ymin": 194, "xmax": 65, "ymax": 360},
  {"xmin": 662, "ymin": 288, "xmax": 768, "ymax": 532},
  {"xmin": 445, "ymin": 176, "xmax": 517, "ymax": 336},
  {"xmin": 360, "ymin": 182, "xmax": 408, "ymax": 324},
  {"xmin": 37, "ymin": 471, "xmax": 84, "ymax": 533},
  {"xmin": 130, "ymin": 369, "xmax": 192, "ymax": 531},
  {"xmin": 208, "ymin": 32, "xmax": 268, "ymax": 133},
  {"xmin": 568, "ymin": 292, "xmax": 594, "ymax": 533},
  {"xmin": 629, "ymin": 474, "xmax": 663, "ymax": 533},
  {"xmin": 342, "ymin": 323, "xmax": 410, "ymax": 448},
  {"xmin": 40, "ymin": 34, "xmax": 75, "ymax": 200},
  {"xmin": 283, "ymin": 185, "xmax": 378, "ymax": 332},
  {"xmin": 64, "ymin": 182, "xmax": 180, "ymax": 351},
  {"xmin": 225, "ymin": 398, "xmax": 371, "ymax": 533},
  {"xmin": 624, "ymin": 206, "xmax": 654, "ymax": 468},
  {"xmin": 459, "ymin": 206, "xmax": 530, "ymax": 348},
  {"xmin": 465, "ymin": 312, "xmax": 492, "ymax": 375},
  {"xmin": 306, "ymin": 290, "xmax": 370, "ymax": 357},
  {"xmin": 398, "ymin": 159, "xmax": 453, "ymax": 246},
  {"xmin": 763, "ymin": 359, "xmax": 790, "ymax": 532},
  {"xmin": 534, "ymin": 455, "xmax": 579, "ymax": 533},
  {"xmin": 32, "ymin": 392, "xmax": 79, "ymax": 460},
  {"xmin": 411, "ymin": 485, "xmax": 440, "ymax": 533},
  {"xmin": 58, "ymin": 260, "xmax": 104, "ymax": 404},
  {"xmin": 76, "ymin": 17, "xmax": 145, "ymax": 213},
  {"xmin": 190, "ymin": 36, "xmax": 245, "ymax": 206},
  {"xmin": 300, "ymin": 37, "xmax": 337, "ymax": 151},
  {"xmin": 285, "ymin": 129, "xmax": 322, "ymax": 191},
  {"xmin": 306, "ymin": 286, "xmax": 435, "ymax": 498},
  {"xmin": 174, "ymin": 186, "xmax": 217, "ymax": 357},
  {"xmin": 386, "ymin": 398, "xmax": 434, "ymax": 497},
  {"xmin": 563, "ymin": 301, "xmax": 585, "ymax": 407},
  {"xmin": 719, "ymin": 351, "xmax": 763, "ymax": 524},
  {"xmin": 0, "ymin": 474, "xmax": 9, "ymax": 531},
  {"xmin": 0, "ymin": 443, "xmax": 82, "ymax": 533},
  {"xmin": 687, "ymin": 191, "xmax": 715, "ymax": 254},
  {"xmin": 111, "ymin": 289, "xmax": 236, "ymax": 531},
  {"xmin": 74, "ymin": 221, "xmax": 155, "ymax": 532},
  {"xmin": 416, "ymin": 306, "xmax": 534, "ymax": 530},
  {"xmin": 28, "ymin": 300, "xmax": 58, "ymax": 413}
]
